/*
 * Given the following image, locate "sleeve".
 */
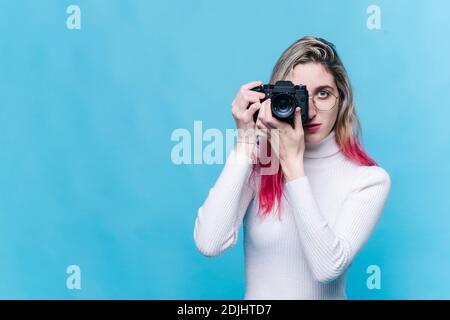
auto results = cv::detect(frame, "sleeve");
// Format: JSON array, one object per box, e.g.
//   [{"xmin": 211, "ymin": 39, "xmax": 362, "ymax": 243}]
[
  {"xmin": 284, "ymin": 166, "xmax": 391, "ymax": 283},
  {"xmin": 193, "ymin": 148, "xmax": 256, "ymax": 257}
]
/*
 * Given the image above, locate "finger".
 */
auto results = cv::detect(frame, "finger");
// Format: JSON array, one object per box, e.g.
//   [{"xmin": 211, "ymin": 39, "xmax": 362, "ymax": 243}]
[
  {"xmin": 235, "ymin": 95, "xmax": 260, "ymax": 112},
  {"xmin": 259, "ymin": 99, "xmax": 270, "ymax": 120},
  {"xmin": 256, "ymin": 118, "xmax": 268, "ymax": 130},
  {"xmin": 294, "ymin": 107, "xmax": 302, "ymax": 131},
  {"xmin": 259, "ymin": 100, "xmax": 276, "ymax": 131},
  {"xmin": 244, "ymin": 91, "xmax": 266, "ymax": 102},
  {"xmin": 245, "ymin": 90, "xmax": 265, "ymax": 97},
  {"xmin": 242, "ymin": 80, "xmax": 263, "ymax": 90},
  {"xmin": 263, "ymin": 99, "xmax": 285, "ymax": 129},
  {"xmin": 245, "ymin": 102, "xmax": 262, "ymax": 118}
]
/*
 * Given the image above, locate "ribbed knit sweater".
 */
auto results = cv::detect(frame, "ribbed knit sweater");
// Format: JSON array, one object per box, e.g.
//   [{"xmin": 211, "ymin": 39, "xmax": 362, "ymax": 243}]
[{"xmin": 194, "ymin": 130, "xmax": 391, "ymax": 299}]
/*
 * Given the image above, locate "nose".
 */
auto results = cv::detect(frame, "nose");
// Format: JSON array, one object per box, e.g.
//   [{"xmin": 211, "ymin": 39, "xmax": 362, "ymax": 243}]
[{"xmin": 307, "ymin": 97, "xmax": 317, "ymax": 121}]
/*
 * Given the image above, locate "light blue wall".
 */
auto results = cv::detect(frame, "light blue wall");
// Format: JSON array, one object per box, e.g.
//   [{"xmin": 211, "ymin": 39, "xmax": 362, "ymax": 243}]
[{"xmin": 0, "ymin": 0, "xmax": 448, "ymax": 299}]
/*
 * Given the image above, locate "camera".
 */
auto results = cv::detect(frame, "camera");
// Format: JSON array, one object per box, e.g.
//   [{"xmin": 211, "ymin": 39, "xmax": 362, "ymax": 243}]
[{"xmin": 250, "ymin": 80, "xmax": 309, "ymax": 127}]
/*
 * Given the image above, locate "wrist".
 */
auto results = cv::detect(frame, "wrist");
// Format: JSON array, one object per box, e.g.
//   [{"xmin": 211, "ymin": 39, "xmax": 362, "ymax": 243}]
[
  {"xmin": 282, "ymin": 157, "xmax": 305, "ymax": 182},
  {"xmin": 235, "ymin": 141, "xmax": 256, "ymax": 160},
  {"xmin": 237, "ymin": 126, "xmax": 257, "ymax": 141}
]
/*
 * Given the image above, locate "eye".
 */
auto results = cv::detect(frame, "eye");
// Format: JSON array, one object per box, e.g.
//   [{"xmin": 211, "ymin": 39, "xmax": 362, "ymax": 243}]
[{"xmin": 316, "ymin": 90, "xmax": 330, "ymax": 99}]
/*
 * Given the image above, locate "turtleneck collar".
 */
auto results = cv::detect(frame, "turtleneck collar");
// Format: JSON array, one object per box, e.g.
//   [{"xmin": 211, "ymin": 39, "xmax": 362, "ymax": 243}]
[{"xmin": 304, "ymin": 130, "xmax": 341, "ymax": 159}]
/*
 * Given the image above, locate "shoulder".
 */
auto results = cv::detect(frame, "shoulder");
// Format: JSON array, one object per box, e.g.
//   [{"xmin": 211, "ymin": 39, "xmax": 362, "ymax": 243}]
[
  {"xmin": 339, "ymin": 155, "xmax": 391, "ymax": 191},
  {"xmin": 352, "ymin": 165, "xmax": 391, "ymax": 193}
]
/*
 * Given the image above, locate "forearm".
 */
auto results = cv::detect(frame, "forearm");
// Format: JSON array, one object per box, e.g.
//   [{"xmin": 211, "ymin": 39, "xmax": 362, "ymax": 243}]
[
  {"xmin": 284, "ymin": 177, "xmax": 352, "ymax": 283},
  {"xmin": 235, "ymin": 127, "xmax": 257, "ymax": 160},
  {"xmin": 283, "ymin": 167, "xmax": 391, "ymax": 283},
  {"xmin": 194, "ymin": 148, "xmax": 255, "ymax": 257},
  {"xmin": 235, "ymin": 142, "xmax": 256, "ymax": 160}
]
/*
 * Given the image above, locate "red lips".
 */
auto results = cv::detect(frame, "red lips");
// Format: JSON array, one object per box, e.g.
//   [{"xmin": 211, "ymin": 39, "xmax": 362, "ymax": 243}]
[
  {"xmin": 305, "ymin": 123, "xmax": 322, "ymax": 128},
  {"xmin": 305, "ymin": 123, "xmax": 321, "ymax": 133}
]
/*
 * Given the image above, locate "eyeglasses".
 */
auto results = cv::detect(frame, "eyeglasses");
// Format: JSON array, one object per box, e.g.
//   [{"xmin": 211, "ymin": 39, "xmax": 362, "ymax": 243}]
[{"xmin": 309, "ymin": 90, "xmax": 339, "ymax": 112}]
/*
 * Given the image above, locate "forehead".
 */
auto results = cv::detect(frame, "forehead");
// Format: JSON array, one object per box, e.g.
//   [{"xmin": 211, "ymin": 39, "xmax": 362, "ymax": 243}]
[{"xmin": 289, "ymin": 62, "xmax": 336, "ymax": 89}]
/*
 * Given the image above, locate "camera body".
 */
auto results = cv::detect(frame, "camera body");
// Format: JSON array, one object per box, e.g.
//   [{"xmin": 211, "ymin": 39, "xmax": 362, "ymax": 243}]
[{"xmin": 251, "ymin": 80, "xmax": 309, "ymax": 127}]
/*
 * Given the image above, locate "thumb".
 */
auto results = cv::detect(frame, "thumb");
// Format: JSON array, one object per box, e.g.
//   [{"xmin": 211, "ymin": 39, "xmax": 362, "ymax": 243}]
[{"xmin": 294, "ymin": 107, "xmax": 301, "ymax": 130}]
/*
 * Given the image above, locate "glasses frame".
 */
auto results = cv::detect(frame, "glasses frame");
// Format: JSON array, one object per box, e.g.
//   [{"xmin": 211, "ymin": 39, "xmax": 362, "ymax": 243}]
[{"xmin": 309, "ymin": 91, "xmax": 340, "ymax": 112}]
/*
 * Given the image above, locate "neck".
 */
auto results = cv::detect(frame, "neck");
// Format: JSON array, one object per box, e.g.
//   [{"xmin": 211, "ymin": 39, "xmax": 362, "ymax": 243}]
[{"xmin": 304, "ymin": 130, "xmax": 341, "ymax": 159}]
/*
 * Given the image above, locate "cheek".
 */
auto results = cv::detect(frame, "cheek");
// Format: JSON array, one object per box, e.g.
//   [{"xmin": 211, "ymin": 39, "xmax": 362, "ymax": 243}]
[
  {"xmin": 317, "ymin": 114, "xmax": 332, "ymax": 129},
  {"xmin": 324, "ymin": 108, "xmax": 339, "ymax": 128}
]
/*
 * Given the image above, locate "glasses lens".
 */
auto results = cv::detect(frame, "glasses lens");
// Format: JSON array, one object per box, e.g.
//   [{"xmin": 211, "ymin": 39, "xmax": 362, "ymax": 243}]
[{"xmin": 313, "ymin": 93, "xmax": 337, "ymax": 111}]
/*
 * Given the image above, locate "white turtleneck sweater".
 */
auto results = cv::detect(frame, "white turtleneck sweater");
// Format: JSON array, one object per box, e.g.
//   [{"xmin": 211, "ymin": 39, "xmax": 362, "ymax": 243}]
[{"xmin": 193, "ymin": 130, "xmax": 391, "ymax": 299}]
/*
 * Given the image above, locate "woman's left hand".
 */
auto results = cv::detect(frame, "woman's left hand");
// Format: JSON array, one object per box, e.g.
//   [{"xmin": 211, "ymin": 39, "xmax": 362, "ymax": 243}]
[{"xmin": 256, "ymin": 99, "xmax": 306, "ymax": 181}]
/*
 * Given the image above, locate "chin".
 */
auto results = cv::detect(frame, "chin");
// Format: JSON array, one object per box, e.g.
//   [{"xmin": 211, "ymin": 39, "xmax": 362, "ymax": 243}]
[{"xmin": 305, "ymin": 132, "xmax": 322, "ymax": 144}]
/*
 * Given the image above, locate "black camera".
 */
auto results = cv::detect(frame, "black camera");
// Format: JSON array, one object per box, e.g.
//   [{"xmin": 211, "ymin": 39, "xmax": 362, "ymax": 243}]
[{"xmin": 250, "ymin": 80, "xmax": 309, "ymax": 127}]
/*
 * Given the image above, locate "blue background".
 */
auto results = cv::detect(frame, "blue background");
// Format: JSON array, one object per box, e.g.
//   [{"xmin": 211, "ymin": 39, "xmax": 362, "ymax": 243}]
[{"xmin": 0, "ymin": 0, "xmax": 449, "ymax": 299}]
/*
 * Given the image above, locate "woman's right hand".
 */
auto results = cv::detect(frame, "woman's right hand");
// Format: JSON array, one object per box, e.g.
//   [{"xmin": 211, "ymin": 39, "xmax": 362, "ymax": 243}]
[
  {"xmin": 231, "ymin": 80, "xmax": 266, "ymax": 158},
  {"xmin": 231, "ymin": 80, "xmax": 266, "ymax": 131}
]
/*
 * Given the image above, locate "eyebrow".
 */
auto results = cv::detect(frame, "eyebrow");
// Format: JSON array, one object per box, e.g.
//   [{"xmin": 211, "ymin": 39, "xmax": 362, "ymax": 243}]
[{"xmin": 314, "ymin": 85, "xmax": 335, "ymax": 92}]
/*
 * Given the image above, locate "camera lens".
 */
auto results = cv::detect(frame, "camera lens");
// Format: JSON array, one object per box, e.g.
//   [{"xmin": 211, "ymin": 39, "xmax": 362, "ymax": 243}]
[{"xmin": 272, "ymin": 93, "xmax": 295, "ymax": 119}]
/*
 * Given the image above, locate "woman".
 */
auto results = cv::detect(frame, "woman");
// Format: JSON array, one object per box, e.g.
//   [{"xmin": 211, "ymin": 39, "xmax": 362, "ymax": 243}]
[{"xmin": 193, "ymin": 36, "xmax": 391, "ymax": 299}]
